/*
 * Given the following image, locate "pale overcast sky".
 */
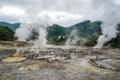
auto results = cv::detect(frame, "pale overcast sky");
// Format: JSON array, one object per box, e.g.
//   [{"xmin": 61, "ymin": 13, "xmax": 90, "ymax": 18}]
[{"xmin": 0, "ymin": 0, "xmax": 120, "ymax": 26}]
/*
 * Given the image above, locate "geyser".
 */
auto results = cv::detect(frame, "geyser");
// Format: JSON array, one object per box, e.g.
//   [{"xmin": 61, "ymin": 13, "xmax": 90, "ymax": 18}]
[
  {"xmin": 93, "ymin": 0, "xmax": 120, "ymax": 48},
  {"xmin": 65, "ymin": 29, "xmax": 79, "ymax": 46},
  {"xmin": 14, "ymin": 0, "xmax": 120, "ymax": 48},
  {"xmin": 15, "ymin": 23, "xmax": 49, "ymax": 48}
]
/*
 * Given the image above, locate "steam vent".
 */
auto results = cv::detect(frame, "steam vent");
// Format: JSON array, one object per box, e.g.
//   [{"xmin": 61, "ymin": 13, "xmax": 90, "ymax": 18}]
[{"xmin": 1, "ymin": 0, "xmax": 120, "ymax": 80}]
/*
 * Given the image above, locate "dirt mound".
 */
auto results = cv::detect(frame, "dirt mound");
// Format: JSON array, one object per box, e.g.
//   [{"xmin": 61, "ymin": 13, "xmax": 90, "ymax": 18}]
[{"xmin": 0, "ymin": 41, "xmax": 28, "ymax": 47}]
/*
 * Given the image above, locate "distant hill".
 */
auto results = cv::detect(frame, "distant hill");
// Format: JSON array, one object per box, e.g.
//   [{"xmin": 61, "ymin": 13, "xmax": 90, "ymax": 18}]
[
  {"xmin": 67, "ymin": 20, "xmax": 102, "ymax": 39},
  {"xmin": 0, "ymin": 22, "xmax": 20, "ymax": 31},
  {"xmin": 47, "ymin": 20, "xmax": 102, "ymax": 45},
  {"xmin": 0, "ymin": 21, "xmax": 102, "ymax": 45},
  {"xmin": 0, "ymin": 21, "xmax": 120, "ymax": 47}
]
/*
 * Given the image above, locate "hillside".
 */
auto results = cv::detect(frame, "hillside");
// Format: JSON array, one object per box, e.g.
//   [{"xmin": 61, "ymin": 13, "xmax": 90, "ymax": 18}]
[
  {"xmin": 0, "ymin": 22, "xmax": 20, "ymax": 31},
  {"xmin": 47, "ymin": 20, "xmax": 102, "ymax": 45},
  {"xmin": 0, "ymin": 21, "xmax": 120, "ymax": 47},
  {"xmin": 68, "ymin": 20, "xmax": 102, "ymax": 39}
]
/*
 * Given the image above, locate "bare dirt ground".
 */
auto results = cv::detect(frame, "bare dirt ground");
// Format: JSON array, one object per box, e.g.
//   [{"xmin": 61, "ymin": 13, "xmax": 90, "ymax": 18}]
[{"xmin": 0, "ymin": 41, "xmax": 120, "ymax": 80}]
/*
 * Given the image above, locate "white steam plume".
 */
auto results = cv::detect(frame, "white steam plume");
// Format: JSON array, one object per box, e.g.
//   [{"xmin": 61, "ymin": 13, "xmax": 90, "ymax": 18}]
[
  {"xmin": 93, "ymin": 0, "xmax": 120, "ymax": 48},
  {"xmin": 15, "ymin": 23, "xmax": 33, "ymax": 41},
  {"xmin": 32, "ymin": 25, "xmax": 48, "ymax": 49},
  {"xmin": 65, "ymin": 29, "xmax": 79, "ymax": 45},
  {"xmin": 38, "ymin": 27, "xmax": 47, "ymax": 45},
  {"xmin": 15, "ymin": 14, "xmax": 50, "ymax": 48},
  {"xmin": 15, "ymin": 23, "xmax": 48, "ymax": 43},
  {"xmin": 14, "ymin": 0, "xmax": 120, "ymax": 48}
]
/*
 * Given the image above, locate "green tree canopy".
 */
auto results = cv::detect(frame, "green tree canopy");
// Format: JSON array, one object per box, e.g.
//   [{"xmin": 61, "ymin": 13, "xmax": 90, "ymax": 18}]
[{"xmin": 0, "ymin": 26, "xmax": 14, "ymax": 41}]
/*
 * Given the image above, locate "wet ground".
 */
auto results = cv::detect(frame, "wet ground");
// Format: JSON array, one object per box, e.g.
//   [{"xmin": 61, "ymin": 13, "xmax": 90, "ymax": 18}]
[{"xmin": 0, "ymin": 44, "xmax": 120, "ymax": 80}]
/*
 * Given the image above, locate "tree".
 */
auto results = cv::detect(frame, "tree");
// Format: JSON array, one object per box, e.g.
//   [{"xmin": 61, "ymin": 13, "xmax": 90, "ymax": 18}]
[
  {"xmin": 0, "ymin": 26, "xmax": 14, "ymax": 41},
  {"xmin": 47, "ymin": 24, "xmax": 67, "ymax": 44}
]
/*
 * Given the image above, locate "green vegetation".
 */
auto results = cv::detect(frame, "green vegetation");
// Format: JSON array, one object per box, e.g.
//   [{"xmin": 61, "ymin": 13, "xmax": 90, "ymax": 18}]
[
  {"xmin": 0, "ymin": 20, "xmax": 105, "ymax": 46},
  {"xmin": 0, "ymin": 22, "xmax": 20, "ymax": 31},
  {"xmin": 85, "ymin": 32, "xmax": 102, "ymax": 46},
  {"xmin": 47, "ymin": 24, "xmax": 67, "ymax": 44},
  {"xmin": 0, "ymin": 26, "xmax": 14, "ymax": 41},
  {"xmin": 46, "ymin": 20, "xmax": 102, "ymax": 46},
  {"xmin": 1, "ymin": 20, "xmax": 120, "ymax": 48},
  {"xmin": 67, "ymin": 20, "xmax": 102, "ymax": 39}
]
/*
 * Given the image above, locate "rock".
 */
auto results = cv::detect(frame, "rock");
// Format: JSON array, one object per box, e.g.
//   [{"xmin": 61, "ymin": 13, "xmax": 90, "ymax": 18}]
[
  {"xmin": 90, "ymin": 59, "xmax": 120, "ymax": 71},
  {"xmin": 48, "ymin": 57, "xmax": 65, "ymax": 62},
  {"xmin": 25, "ymin": 54, "xmax": 38, "ymax": 59},
  {"xmin": 36, "ymin": 55, "xmax": 54, "ymax": 60},
  {"xmin": 0, "ymin": 49, "xmax": 16, "ymax": 58}
]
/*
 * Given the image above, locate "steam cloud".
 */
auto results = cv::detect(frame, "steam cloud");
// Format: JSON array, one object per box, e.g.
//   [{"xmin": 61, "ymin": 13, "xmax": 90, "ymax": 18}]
[
  {"xmin": 66, "ymin": 0, "xmax": 120, "ymax": 47},
  {"xmin": 1, "ymin": 0, "xmax": 119, "ymax": 47},
  {"xmin": 65, "ymin": 29, "xmax": 79, "ymax": 45},
  {"xmin": 16, "ymin": 24, "xmax": 49, "ymax": 47},
  {"xmin": 93, "ymin": 0, "xmax": 120, "ymax": 48}
]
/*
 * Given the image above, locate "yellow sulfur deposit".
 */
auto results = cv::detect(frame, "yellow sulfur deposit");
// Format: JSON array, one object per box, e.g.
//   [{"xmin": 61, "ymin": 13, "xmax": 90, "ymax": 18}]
[{"xmin": 2, "ymin": 56, "xmax": 26, "ymax": 63}]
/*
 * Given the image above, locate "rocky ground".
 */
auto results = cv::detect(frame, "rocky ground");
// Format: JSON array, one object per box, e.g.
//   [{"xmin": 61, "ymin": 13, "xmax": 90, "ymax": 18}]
[{"xmin": 0, "ymin": 41, "xmax": 120, "ymax": 80}]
